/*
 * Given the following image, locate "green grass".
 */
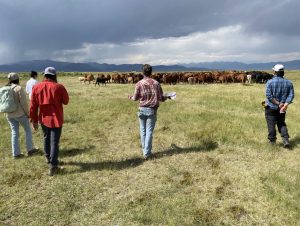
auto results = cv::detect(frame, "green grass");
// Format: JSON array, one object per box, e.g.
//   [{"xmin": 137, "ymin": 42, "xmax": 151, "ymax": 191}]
[{"xmin": 1, "ymin": 71, "xmax": 300, "ymax": 225}]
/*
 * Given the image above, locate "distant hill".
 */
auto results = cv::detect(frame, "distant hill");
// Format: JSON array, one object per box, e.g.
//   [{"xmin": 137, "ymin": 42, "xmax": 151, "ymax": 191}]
[
  {"xmin": 1, "ymin": 59, "xmax": 300, "ymax": 72},
  {"xmin": 182, "ymin": 60, "xmax": 300, "ymax": 70},
  {"xmin": 0, "ymin": 60, "xmax": 206, "ymax": 72}
]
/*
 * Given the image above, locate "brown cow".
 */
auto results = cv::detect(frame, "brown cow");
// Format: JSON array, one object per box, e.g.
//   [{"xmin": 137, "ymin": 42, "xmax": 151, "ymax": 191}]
[
  {"xmin": 234, "ymin": 72, "xmax": 246, "ymax": 84},
  {"xmin": 163, "ymin": 73, "xmax": 179, "ymax": 85},
  {"xmin": 84, "ymin": 74, "xmax": 95, "ymax": 84}
]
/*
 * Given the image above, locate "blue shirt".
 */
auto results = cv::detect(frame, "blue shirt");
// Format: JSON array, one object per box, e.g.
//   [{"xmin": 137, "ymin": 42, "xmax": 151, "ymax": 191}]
[{"xmin": 265, "ymin": 76, "xmax": 294, "ymax": 110}]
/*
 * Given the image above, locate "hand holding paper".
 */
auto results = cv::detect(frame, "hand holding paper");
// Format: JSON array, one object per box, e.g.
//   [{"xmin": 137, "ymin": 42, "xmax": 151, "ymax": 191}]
[{"xmin": 164, "ymin": 92, "xmax": 176, "ymax": 100}]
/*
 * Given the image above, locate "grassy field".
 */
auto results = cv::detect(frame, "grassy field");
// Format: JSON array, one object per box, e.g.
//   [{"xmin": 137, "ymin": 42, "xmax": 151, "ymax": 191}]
[{"xmin": 1, "ymin": 71, "xmax": 300, "ymax": 225}]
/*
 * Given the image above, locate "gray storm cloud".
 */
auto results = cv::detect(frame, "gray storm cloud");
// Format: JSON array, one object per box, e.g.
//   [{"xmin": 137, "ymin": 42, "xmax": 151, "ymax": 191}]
[{"xmin": 0, "ymin": 0, "xmax": 300, "ymax": 64}]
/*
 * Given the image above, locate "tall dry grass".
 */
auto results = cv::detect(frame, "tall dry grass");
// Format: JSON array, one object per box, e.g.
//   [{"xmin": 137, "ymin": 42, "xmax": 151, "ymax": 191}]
[{"xmin": 0, "ymin": 71, "xmax": 300, "ymax": 225}]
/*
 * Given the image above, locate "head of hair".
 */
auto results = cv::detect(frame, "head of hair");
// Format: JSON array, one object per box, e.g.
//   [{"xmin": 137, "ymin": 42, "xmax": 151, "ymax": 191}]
[
  {"xmin": 8, "ymin": 79, "xmax": 19, "ymax": 85},
  {"xmin": 142, "ymin": 64, "xmax": 152, "ymax": 76},
  {"xmin": 275, "ymin": 70, "xmax": 284, "ymax": 77},
  {"xmin": 45, "ymin": 74, "xmax": 57, "ymax": 82},
  {"xmin": 30, "ymin": 71, "xmax": 38, "ymax": 78}
]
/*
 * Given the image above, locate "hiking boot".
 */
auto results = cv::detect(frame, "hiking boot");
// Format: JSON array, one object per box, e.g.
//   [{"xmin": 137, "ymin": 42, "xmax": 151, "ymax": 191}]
[
  {"xmin": 27, "ymin": 148, "xmax": 39, "ymax": 156},
  {"xmin": 13, "ymin": 153, "xmax": 24, "ymax": 159},
  {"xmin": 48, "ymin": 166, "xmax": 63, "ymax": 176},
  {"xmin": 282, "ymin": 138, "xmax": 291, "ymax": 149}
]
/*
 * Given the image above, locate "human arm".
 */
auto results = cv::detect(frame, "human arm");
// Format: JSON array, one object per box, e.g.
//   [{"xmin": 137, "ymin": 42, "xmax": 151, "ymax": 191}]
[
  {"xmin": 265, "ymin": 81, "xmax": 275, "ymax": 103},
  {"xmin": 280, "ymin": 83, "xmax": 294, "ymax": 112},
  {"xmin": 25, "ymin": 82, "xmax": 30, "ymax": 94},
  {"xmin": 61, "ymin": 86, "xmax": 69, "ymax": 105},
  {"xmin": 158, "ymin": 84, "xmax": 168, "ymax": 102},
  {"xmin": 130, "ymin": 85, "xmax": 140, "ymax": 101},
  {"xmin": 18, "ymin": 87, "xmax": 30, "ymax": 117},
  {"xmin": 285, "ymin": 83, "xmax": 294, "ymax": 105},
  {"xmin": 29, "ymin": 87, "xmax": 39, "ymax": 128}
]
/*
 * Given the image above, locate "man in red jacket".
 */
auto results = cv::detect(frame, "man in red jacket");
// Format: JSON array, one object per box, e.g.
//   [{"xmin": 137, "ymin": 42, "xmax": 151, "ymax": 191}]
[{"xmin": 30, "ymin": 67, "xmax": 69, "ymax": 176}]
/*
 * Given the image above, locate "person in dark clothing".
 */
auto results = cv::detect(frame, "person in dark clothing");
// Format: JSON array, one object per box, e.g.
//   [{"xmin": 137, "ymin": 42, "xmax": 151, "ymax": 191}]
[{"xmin": 265, "ymin": 64, "xmax": 294, "ymax": 148}]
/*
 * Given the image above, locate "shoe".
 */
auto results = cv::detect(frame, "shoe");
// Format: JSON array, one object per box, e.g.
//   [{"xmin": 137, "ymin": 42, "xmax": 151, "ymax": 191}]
[
  {"xmin": 48, "ymin": 166, "xmax": 63, "ymax": 176},
  {"xmin": 282, "ymin": 138, "xmax": 291, "ymax": 149},
  {"xmin": 27, "ymin": 148, "xmax": 39, "ymax": 156},
  {"xmin": 269, "ymin": 140, "xmax": 276, "ymax": 145},
  {"xmin": 144, "ymin": 153, "xmax": 154, "ymax": 160},
  {"xmin": 47, "ymin": 160, "xmax": 65, "ymax": 165},
  {"xmin": 13, "ymin": 153, "xmax": 25, "ymax": 159}
]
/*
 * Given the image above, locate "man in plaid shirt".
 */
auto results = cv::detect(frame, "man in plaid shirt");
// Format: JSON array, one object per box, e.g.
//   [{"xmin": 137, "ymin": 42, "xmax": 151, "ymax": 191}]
[
  {"xmin": 265, "ymin": 64, "xmax": 294, "ymax": 148},
  {"xmin": 129, "ymin": 64, "xmax": 169, "ymax": 159}
]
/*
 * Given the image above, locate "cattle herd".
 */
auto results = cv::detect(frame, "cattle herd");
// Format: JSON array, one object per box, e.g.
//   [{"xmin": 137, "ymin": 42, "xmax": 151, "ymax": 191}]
[{"xmin": 78, "ymin": 70, "xmax": 273, "ymax": 85}]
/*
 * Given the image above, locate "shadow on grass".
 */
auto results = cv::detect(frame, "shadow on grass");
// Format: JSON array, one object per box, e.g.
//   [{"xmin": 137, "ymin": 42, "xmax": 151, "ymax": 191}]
[
  {"xmin": 156, "ymin": 140, "xmax": 218, "ymax": 158},
  {"xmin": 242, "ymin": 83, "xmax": 254, "ymax": 86},
  {"xmin": 60, "ymin": 145, "xmax": 95, "ymax": 157},
  {"xmin": 66, "ymin": 140, "xmax": 218, "ymax": 174},
  {"xmin": 290, "ymin": 135, "xmax": 300, "ymax": 149}
]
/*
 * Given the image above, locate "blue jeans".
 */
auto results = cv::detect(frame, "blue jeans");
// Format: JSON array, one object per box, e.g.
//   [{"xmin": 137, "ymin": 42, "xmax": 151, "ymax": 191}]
[
  {"xmin": 41, "ymin": 124, "xmax": 62, "ymax": 167},
  {"xmin": 7, "ymin": 115, "xmax": 34, "ymax": 157},
  {"xmin": 138, "ymin": 107, "xmax": 157, "ymax": 157}
]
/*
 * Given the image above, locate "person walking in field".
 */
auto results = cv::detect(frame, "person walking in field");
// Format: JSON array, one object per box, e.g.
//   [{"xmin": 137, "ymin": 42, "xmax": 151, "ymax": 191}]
[
  {"xmin": 4, "ymin": 73, "xmax": 38, "ymax": 158},
  {"xmin": 30, "ymin": 67, "xmax": 69, "ymax": 176},
  {"xmin": 129, "ymin": 64, "xmax": 170, "ymax": 159},
  {"xmin": 26, "ymin": 70, "xmax": 39, "ymax": 100},
  {"xmin": 265, "ymin": 64, "xmax": 294, "ymax": 148}
]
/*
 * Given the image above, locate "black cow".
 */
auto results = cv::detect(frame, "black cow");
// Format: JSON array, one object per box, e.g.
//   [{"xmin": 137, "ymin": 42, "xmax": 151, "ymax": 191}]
[
  {"xmin": 249, "ymin": 71, "xmax": 273, "ymax": 83},
  {"xmin": 95, "ymin": 76, "xmax": 109, "ymax": 86}
]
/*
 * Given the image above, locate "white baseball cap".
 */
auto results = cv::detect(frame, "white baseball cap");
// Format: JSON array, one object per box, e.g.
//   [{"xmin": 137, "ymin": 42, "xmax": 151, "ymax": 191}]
[
  {"xmin": 44, "ymin": 67, "xmax": 56, "ymax": 75},
  {"xmin": 272, "ymin": 64, "xmax": 284, "ymax": 72}
]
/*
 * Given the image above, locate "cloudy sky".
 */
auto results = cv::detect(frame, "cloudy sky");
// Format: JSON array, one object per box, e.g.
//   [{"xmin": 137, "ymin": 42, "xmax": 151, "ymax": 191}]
[{"xmin": 0, "ymin": 0, "xmax": 300, "ymax": 65}]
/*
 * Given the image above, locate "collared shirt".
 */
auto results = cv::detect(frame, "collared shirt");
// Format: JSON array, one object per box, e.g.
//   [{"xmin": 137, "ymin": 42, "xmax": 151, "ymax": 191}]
[
  {"xmin": 26, "ymin": 78, "xmax": 39, "ymax": 99},
  {"xmin": 30, "ymin": 79, "xmax": 69, "ymax": 128},
  {"xmin": 266, "ymin": 76, "xmax": 294, "ymax": 110},
  {"xmin": 132, "ymin": 76, "xmax": 166, "ymax": 108}
]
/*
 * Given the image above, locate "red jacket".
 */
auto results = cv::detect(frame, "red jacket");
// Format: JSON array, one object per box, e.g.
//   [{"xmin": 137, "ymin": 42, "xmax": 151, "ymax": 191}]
[{"xmin": 30, "ymin": 79, "xmax": 69, "ymax": 128}]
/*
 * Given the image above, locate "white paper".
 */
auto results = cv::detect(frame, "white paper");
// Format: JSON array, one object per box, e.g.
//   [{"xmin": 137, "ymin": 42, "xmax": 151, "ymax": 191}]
[{"xmin": 164, "ymin": 92, "xmax": 176, "ymax": 100}]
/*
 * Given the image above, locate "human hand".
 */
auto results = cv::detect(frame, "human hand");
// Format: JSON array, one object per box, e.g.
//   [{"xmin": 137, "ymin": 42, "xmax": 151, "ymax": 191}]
[
  {"xmin": 128, "ymin": 95, "xmax": 133, "ymax": 100},
  {"xmin": 32, "ymin": 123, "xmax": 39, "ymax": 131},
  {"xmin": 280, "ymin": 103, "xmax": 288, "ymax": 113}
]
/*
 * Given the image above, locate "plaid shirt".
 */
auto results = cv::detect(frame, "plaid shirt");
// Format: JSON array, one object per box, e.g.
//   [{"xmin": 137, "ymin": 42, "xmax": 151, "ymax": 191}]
[
  {"xmin": 132, "ymin": 76, "xmax": 166, "ymax": 108},
  {"xmin": 266, "ymin": 76, "xmax": 294, "ymax": 110}
]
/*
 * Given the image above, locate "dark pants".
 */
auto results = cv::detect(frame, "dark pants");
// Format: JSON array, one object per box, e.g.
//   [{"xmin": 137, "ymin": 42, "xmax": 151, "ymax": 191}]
[
  {"xmin": 41, "ymin": 124, "xmax": 62, "ymax": 167},
  {"xmin": 265, "ymin": 108, "xmax": 289, "ymax": 142}
]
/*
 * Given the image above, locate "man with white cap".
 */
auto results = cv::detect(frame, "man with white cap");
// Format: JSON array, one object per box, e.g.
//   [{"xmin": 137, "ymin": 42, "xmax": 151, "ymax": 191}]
[
  {"xmin": 265, "ymin": 64, "xmax": 294, "ymax": 148},
  {"xmin": 30, "ymin": 67, "xmax": 69, "ymax": 176}
]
